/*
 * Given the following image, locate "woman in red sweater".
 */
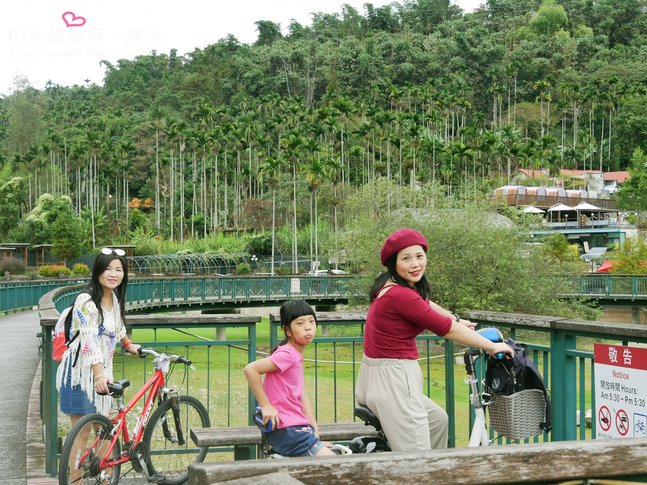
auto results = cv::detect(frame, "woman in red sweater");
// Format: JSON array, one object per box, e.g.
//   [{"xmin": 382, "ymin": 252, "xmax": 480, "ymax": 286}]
[{"xmin": 355, "ymin": 228, "xmax": 512, "ymax": 451}]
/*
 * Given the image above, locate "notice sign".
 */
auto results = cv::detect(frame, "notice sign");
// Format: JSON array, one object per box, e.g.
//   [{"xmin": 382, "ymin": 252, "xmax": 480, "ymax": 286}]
[{"xmin": 594, "ymin": 344, "xmax": 647, "ymax": 439}]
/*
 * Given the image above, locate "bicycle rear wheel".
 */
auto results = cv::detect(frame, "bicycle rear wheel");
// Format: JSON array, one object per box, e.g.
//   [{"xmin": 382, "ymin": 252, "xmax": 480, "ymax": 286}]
[
  {"xmin": 142, "ymin": 395, "xmax": 210, "ymax": 485},
  {"xmin": 58, "ymin": 413, "xmax": 121, "ymax": 485}
]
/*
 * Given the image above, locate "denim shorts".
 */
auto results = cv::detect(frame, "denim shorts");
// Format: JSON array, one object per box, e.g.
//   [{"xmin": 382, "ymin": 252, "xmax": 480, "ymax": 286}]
[
  {"xmin": 59, "ymin": 367, "xmax": 96, "ymax": 415},
  {"xmin": 266, "ymin": 425, "xmax": 325, "ymax": 457}
]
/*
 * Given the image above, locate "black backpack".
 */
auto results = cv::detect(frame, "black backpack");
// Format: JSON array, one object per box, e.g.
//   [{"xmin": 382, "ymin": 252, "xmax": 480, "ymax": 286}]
[{"xmin": 485, "ymin": 338, "xmax": 552, "ymax": 432}]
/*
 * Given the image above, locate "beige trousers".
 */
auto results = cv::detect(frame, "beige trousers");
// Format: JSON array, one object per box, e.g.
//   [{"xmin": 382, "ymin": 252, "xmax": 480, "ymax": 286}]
[{"xmin": 355, "ymin": 355, "xmax": 448, "ymax": 451}]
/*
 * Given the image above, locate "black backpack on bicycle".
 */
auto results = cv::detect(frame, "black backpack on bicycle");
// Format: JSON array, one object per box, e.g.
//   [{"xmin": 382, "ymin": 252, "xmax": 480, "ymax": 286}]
[{"xmin": 485, "ymin": 338, "xmax": 552, "ymax": 433}]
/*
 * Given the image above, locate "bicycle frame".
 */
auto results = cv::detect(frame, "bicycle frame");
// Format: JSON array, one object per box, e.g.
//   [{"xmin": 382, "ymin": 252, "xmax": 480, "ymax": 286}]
[
  {"xmin": 59, "ymin": 348, "xmax": 209, "ymax": 485},
  {"xmin": 77, "ymin": 367, "xmax": 169, "ymax": 474},
  {"xmin": 465, "ymin": 350, "xmax": 490, "ymax": 447},
  {"xmin": 111, "ymin": 370, "xmax": 165, "ymax": 468}
]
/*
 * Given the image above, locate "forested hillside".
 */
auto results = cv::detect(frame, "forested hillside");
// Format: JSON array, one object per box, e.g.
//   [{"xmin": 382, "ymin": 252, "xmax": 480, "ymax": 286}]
[{"xmin": 1, "ymin": 0, "xmax": 646, "ymax": 258}]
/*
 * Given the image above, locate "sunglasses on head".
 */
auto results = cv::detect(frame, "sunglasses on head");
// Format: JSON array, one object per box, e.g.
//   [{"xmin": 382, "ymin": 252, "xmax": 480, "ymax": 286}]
[{"xmin": 101, "ymin": 247, "xmax": 126, "ymax": 256}]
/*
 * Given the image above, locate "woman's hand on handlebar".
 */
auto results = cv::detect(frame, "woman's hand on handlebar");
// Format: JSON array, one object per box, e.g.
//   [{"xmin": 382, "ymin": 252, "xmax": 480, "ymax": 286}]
[
  {"xmin": 93, "ymin": 374, "xmax": 112, "ymax": 395},
  {"xmin": 488, "ymin": 342, "xmax": 514, "ymax": 359},
  {"xmin": 125, "ymin": 343, "xmax": 141, "ymax": 356},
  {"xmin": 459, "ymin": 318, "xmax": 477, "ymax": 330}
]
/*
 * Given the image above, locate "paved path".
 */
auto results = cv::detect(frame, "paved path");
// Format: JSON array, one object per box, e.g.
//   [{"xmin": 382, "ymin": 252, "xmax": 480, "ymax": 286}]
[
  {"xmin": 0, "ymin": 310, "xmax": 48, "ymax": 485},
  {"xmin": 0, "ymin": 310, "xmax": 186, "ymax": 485},
  {"xmin": 0, "ymin": 308, "xmax": 280, "ymax": 484}
]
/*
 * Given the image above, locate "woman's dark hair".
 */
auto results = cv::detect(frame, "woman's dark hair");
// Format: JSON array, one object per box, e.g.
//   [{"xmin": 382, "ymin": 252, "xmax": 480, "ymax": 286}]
[
  {"xmin": 369, "ymin": 252, "xmax": 431, "ymax": 301},
  {"xmin": 84, "ymin": 252, "xmax": 129, "ymax": 324},
  {"xmin": 270, "ymin": 300, "xmax": 317, "ymax": 354}
]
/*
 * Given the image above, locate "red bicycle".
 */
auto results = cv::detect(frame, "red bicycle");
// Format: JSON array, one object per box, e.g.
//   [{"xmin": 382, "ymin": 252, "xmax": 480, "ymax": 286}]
[{"xmin": 58, "ymin": 348, "xmax": 210, "ymax": 485}]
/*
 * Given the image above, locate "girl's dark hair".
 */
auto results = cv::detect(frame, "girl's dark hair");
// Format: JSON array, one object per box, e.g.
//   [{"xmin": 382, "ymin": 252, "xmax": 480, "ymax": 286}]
[
  {"xmin": 84, "ymin": 252, "xmax": 129, "ymax": 324},
  {"xmin": 270, "ymin": 300, "xmax": 317, "ymax": 354},
  {"xmin": 369, "ymin": 252, "xmax": 431, "ymax": 301}
]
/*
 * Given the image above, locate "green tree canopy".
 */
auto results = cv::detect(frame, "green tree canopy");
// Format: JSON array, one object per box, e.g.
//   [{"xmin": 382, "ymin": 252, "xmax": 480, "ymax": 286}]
[
  {"xmin": 51, "ymin": 211, "xmax": 83, "ymax": 262},
  {"xmin": 616, "ymin": 148, "xmax": 647, "ymax": 211},
  {"xmin": 529, "ymin": 0, "xmax": 569, "ymax": 37},
  {"xmin": 0, "ymin": 175, "xmax": 27, "ymax": 238},
  {"xmin": 8, "ymin": 194, "xmax": 77, "ymax": 245},
  {"xmin": 611, "ymin": 238, "xmax": 647, "ymax": 274},
  {"xmin": 341, "ymin": 178, "xmax": 595, "ymax": 318}
]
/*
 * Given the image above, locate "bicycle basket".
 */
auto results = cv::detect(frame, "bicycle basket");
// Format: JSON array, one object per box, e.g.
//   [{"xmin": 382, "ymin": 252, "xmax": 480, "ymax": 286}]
[{"xmin": 489, "ymin": 389, "xmax": 547, "ymax": 440}]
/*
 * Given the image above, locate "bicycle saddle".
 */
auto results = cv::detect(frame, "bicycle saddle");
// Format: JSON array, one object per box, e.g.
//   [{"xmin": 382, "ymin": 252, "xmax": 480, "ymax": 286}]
[
  {"xmin": 107, "ymin": 379, "xmax": 130, "ymax": 397},
  {"xmin": 355, "ymin": 405, "xmax": 383, "ymax": 432}
]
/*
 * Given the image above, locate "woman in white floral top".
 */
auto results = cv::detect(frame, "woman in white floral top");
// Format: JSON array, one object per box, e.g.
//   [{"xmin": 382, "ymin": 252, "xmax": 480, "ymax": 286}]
[{"xmin": 56, "ymin": 248, "xmax": 141, "ymax": 429}]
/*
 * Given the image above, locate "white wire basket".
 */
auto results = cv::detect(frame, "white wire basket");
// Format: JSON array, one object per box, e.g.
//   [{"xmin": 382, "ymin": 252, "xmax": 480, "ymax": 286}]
[{"xmin": 489, "ymin": 389, "xmax": 547, "ymax": 440}]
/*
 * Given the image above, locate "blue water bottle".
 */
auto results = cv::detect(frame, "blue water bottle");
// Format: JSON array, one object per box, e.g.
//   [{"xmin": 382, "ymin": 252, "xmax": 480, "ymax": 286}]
[{"xmin": 254, "ymin": 406, "xmax": 274, "ymax": 433}]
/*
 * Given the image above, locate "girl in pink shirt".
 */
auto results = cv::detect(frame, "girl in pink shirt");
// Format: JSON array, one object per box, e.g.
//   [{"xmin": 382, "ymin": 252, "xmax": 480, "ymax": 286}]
[{"xmin": 243, "ymin": 300, "xmax": 335, "ymax": 457}]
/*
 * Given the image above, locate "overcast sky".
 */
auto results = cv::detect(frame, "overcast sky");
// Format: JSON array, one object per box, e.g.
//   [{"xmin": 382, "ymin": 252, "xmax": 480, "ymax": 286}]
[{"xmin": 1, "ymin": 0, "xmax": 483, "ymax": 95}]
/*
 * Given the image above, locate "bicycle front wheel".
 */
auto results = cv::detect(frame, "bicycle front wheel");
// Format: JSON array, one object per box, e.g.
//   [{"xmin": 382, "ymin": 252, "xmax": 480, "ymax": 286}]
[
  {"xmin": 142, "ymin": 395, "xmax": 210, "ymax": 485},
  {"xmin": 58, "ymin": 413, "xmax": 121, "ymax": 485}
]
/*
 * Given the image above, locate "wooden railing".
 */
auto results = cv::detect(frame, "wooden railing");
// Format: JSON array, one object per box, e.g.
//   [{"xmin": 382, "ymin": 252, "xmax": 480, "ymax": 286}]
[{"xmin": 188, "ymin": 438, "xmax": 647, "ymax": 484}]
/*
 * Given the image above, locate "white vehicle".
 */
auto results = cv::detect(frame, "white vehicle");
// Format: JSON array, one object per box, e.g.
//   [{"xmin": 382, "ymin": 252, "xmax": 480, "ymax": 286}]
[
  {"xmin": 309, "ymin": 269, "xmax": 349, "ymax": 276},
  {"xmin": 581, "ymin": 247, "xmax": 608, "ymax": 263}
]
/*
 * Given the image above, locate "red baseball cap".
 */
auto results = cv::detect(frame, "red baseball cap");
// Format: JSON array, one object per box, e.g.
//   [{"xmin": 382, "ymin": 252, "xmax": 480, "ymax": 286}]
[{"xmin": 380, "ymin": 228, "xmax": 428, "ymax": 265}]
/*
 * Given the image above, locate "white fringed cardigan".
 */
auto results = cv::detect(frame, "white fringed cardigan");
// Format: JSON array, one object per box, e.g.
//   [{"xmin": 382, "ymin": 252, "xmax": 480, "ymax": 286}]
[{"xmin": 56, "ymin": 292, "xmax": 127, "ymax": 416}]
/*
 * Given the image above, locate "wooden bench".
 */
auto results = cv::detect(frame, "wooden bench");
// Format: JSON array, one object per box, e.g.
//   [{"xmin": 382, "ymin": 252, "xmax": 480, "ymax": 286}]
[
  {"xmin": 190, "ymin": 422, "xmax": 377, "ymax": 460},
  {"xmin": 188, "ymin": 438, "xmax": 647, "ymax": 485}
]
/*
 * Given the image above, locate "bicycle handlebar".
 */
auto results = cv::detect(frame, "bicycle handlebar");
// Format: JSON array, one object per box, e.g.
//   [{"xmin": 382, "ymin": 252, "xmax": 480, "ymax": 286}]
[
  {"xmin": 477, "ymin": 327, "xmax": 506, "ymax": 360},
  {"xmin": 137, "ymin": 347, "xmax": 193, "ymax": 367}
]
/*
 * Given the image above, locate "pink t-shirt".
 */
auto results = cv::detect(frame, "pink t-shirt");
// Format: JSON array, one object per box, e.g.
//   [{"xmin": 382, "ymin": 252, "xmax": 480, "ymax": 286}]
[
  {"xmin": 363, "ymin": 285, "xmax": 453, "ymax": 359},
  {"xmin": 262, "ymin": 344, "xmax": 309, "ymax": 428}
]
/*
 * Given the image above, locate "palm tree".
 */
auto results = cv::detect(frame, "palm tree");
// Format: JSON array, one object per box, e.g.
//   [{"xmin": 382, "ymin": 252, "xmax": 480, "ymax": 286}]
[
  {"xmin": 560, "ymin": 81, "xmax": 582, "ymax": 160},
  {"xmin": 259, "ymin": 156, "xmax": 284, "ymax": 274},
  {"xmin": 207, "ymin": 125, "xmax": 223, "ymax": 232},
  {"xmin": 164, "ymin": 117, "xmax": 187, "ymax": 240},
  {"xmin": 282, "ymin": 131, "xmax": 305, "ymax": 273},
  {"xmin": 146, "ymin": 107, "xmax": 166, "ymax": 231},
  {"xmin": 323, "ymin": 156, "xmax": 342, "ymax": 269},
  {"xmin": 304, "ymin": 156, "xmax": 325, "ymax": 271},
  {"xmin": 533, "ymin": 79, "xmax": 552, "ymax": 138},
  {"xmin": 85, "ymin": 130, "xmax": 102, "ymax": 248},
  {"xmin": 116, "ymin": 139, "xmax": 134, "ymax": 236}
]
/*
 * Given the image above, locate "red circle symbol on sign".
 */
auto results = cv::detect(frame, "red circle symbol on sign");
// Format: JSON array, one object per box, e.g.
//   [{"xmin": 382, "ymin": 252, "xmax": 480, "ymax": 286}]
[
  {"xmin": 598, "ymin": 406, "xmax": 611, "ymax": 431},
  {"xmin": 616, "ymin": 409, "xmax": 629, "ymax": 436}
]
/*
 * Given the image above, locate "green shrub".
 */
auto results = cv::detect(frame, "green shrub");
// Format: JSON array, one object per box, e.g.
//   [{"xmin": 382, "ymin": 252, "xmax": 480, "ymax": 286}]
[
  {"xmin": 235, "ymin": 262, "xmax": 252, "ymax": 275},
  {"xmin": 38, "ymin": 265, "xmax": 71, "ymax": 277},
  {"xmin": 0, "ymin": 256, "xmax": 27, "ymax": 275},
  {"xmin": 274, "ymin": 263, "xmax": 294, "ymax": 276},
  {"xmin": 25, "ymin": 269, "xmax": 38, "ymax": 280},
  {"xmin": 71, "ymin": 263, "xmax": 90, "ymax": 275}
]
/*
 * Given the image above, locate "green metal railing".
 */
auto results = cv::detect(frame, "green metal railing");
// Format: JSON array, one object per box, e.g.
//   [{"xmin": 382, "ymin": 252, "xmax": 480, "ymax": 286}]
[
  {"xmin": 0, "ymin": 279, "xmax": 85, "ymax": 313},
  {"xmin": 566, "ymin": 274, "xmax": 647, "ymax": 300},
  {"xmin": 268, "ymin": 310, "xmax": 647, "ymax": 449},
  {"xmin": 37, "ymin": 279, "xmax": 647, "ymax": 476},
  {"xmin": 7, "ymin": 274, "xmax": 647, "ymax": 316},
  {"xmin": 4, "ymin": 275, "xmax": 357, "ymax": 314},
  {"xmin": 469, "ymin": 310, "xmax": 647, "ymax": 443}
]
